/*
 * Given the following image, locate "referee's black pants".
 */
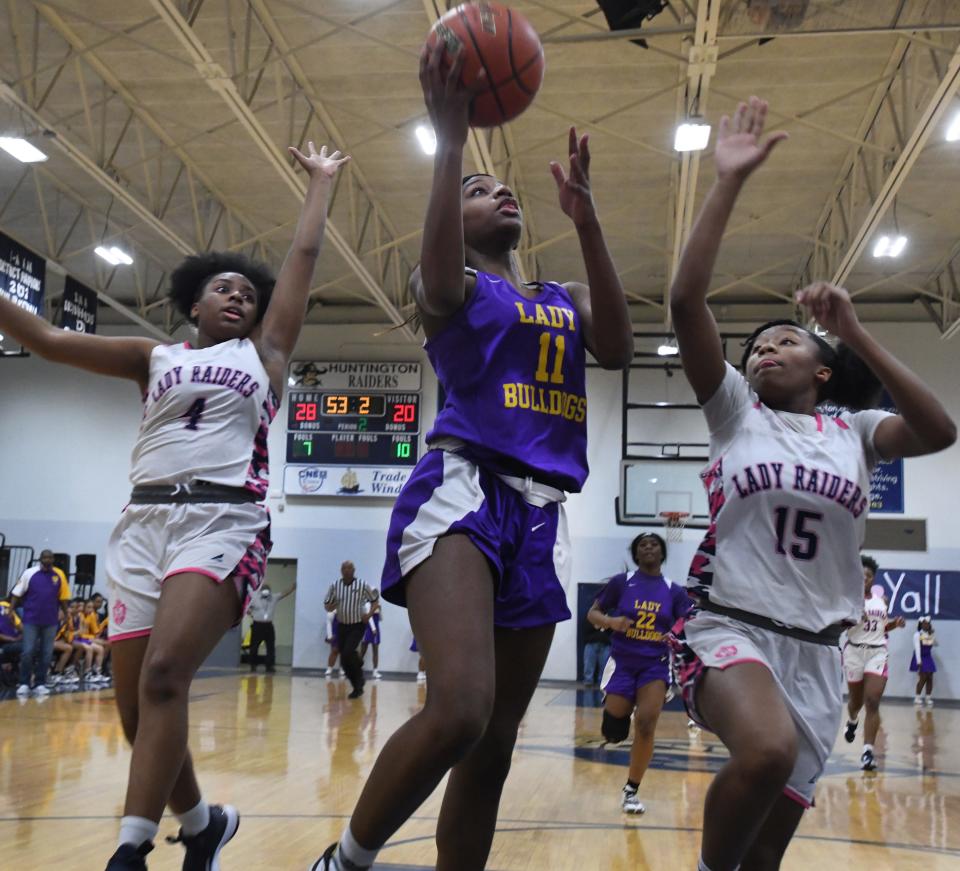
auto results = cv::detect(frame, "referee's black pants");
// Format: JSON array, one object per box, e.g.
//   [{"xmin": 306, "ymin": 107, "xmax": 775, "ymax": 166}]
[
  {"xmin": 249, "ymin": 620, "xmax": 276, "ymax": 671},
  {"xmin": 337, "ymin": 621, "xmax": 366, "ymax": 692}
]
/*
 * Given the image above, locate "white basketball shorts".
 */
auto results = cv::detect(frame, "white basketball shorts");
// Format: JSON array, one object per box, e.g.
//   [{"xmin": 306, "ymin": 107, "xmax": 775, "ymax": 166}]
[
  {"xmin": 105, "ymin": 501, "xmax": 271, "ymax": 641},
  {"xmin": 842, "ymin": 643, "xmax": 888, "ymax": 682}
]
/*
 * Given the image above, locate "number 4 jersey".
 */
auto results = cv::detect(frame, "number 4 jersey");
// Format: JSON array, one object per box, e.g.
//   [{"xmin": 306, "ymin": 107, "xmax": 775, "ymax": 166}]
[
  {"xmin": 425, "ymin": 269, "xmax": 588, "ymax": 492},
  {"xmin": 688, "ymin": 363, "xmax": 893, "ymax": 633},
  {"xmin": 129, "ymin": 338, "xmax": 279, "ymax": 497}
]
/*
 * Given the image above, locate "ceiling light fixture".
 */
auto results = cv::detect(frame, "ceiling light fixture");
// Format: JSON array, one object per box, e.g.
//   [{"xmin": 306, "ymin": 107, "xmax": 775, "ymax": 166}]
[
  {"xmin": 872, "ymin": 235, "xmax": 908, "ymax": 258},
  {"xmin": 657, "ymin": 341, "xmax": 680, "ymax": 356},
  {"xmin": 415, "ymin": 125, "xmax": 437, "ymax": 156},
  {"xmin": 946, "ymin": 112, "xmax": 960, "ymax": 142},
  {"xmin": 674, "ymin": 121, "xmax": 711, "ymax": 153},
  {"xmin": 0, "ymin": 137, "xmax": 48, "ymax": 163},
  {"xmin": 95, "ymin": 245, "xmax": 134, "ymax": 266}
]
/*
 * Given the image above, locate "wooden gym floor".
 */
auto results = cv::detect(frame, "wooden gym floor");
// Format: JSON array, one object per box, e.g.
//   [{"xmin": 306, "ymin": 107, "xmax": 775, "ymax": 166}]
[{"xmin": 1, "ymin": 673, "xmax": 958, "ymax": 869}]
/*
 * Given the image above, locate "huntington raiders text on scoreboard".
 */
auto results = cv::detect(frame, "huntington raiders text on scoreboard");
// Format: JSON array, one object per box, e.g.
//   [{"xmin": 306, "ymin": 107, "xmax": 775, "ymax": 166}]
[{"xmin": 282, "ymin": 361, "xmax": 421, "ymax": 497}]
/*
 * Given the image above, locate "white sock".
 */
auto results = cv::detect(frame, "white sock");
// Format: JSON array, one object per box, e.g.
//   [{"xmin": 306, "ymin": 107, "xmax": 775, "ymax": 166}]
[
  {"xmin": 176, "ymin": 799, "xmax": 210, "ymax": 836},
  {"xmin": 336, "ymin": 826, "xmax": 379, "ymax": 870},
  {"xmin": 118, "ymin": 816, "xmax": 158, "ymax": 849},
  {"xmin": 847, "ymin": 718, "xmax": 857, "ymax": 726},
  {"xmin": 863, "ymin": 743, "xmax": 874, "ymax": 753}
]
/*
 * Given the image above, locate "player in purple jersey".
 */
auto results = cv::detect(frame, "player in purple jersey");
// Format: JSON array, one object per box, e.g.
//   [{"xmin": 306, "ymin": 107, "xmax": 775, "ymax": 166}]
[
  {"xmin": 0, "ymin": 143, "xmax": 348, "ymax": 871},
  {"xmin": 670, "ymin": 96, "xmax": 955, "ymax": 871},
  {"xmin": 312, "ymin": 43, "xmax": 633, "ymax": 871},
  {"xmin": 589, "ymin": 533, "xmax": 692, "ymax": 814}
]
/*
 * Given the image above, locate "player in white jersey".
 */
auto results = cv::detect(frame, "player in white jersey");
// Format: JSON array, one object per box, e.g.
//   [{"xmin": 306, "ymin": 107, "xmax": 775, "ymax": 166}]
[
  {"xmin": 0, "ymin": 143, "xmax": 349, "ymax": 871},
  {"xmin": 667, "ymin": 96, "xmax": 955, "ymax": 871},
  {"xmin": 842, "ymin": 554, "xmax": 905, "ymax": 770}
]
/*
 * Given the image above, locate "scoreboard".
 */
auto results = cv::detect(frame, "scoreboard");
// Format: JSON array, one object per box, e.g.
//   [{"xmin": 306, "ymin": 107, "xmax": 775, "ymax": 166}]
[
  {"xmin": 286, "ymin": 391, "xmax": 420, "ymax": 466},
  {"xmin": 283, "ymin": 362, "xmax": 422, "ymax": 497}
]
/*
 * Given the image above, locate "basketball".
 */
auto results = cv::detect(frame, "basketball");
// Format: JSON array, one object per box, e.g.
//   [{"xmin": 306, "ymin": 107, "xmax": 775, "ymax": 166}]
[{"xmin": 424, "ymin": 2, "xmax": 545, "ymax": 128}]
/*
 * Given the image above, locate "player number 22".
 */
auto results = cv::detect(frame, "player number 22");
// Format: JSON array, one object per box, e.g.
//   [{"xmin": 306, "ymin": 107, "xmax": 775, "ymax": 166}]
[
  {"xmin": 773, "ymin": 507, "xmax": 823, "ymax": 561},
  {"xmin": 535, "ymin": 333, "xmax": 565, "ymax": 384},
  {"xmin": 634, "ymin": 612, "xmax": 656, "ymax": 631}
]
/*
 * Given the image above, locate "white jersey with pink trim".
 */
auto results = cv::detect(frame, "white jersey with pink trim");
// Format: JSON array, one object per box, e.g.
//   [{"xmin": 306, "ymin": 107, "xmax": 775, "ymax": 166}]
[
  {"xmin": 129, "ymin": 338, "xmax": 278, "ymax": 497},
  {"xmin": 688, "ymin": 363, "xmax": 893, "ymax": 633},
  {"xmin": 846, "ymin": 593, "xmax": 889, "ymax": 645}
]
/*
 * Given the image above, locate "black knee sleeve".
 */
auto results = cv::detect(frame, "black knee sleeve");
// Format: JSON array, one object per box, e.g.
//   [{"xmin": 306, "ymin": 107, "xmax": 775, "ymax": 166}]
[{"xmin": 602, "ymin": 709, "xmax": 631, "ymax": 744}]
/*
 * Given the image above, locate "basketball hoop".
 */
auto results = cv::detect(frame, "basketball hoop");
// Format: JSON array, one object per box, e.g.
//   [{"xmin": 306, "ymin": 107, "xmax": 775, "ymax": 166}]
[{"xmin": 659, "ymin": 511, "xmax": 689, "ymax": 543}]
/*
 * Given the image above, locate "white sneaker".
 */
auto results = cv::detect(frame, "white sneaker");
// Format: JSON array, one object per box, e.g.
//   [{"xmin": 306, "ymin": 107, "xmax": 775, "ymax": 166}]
[
  {"xmin": 914, "ymin": 696, "xmax": 923, "ymax": 706},
  {"xmin": 33, "ymin": 685, "xmax": 50, "ymax": 697},
  {"xmin": 339, "ymin": 668, "xmax": 346, "ymax": 679},
  {"xmin": 372, "ymin": 670, "xmax": 382, "ymax": 680},
  {"xmin": 925, "ymin": 697, "xmax": 934, "ymax": 708},
  {"xmin": 416, "ymin": 671, "xmax": 427, "ymax": 683},
  {"xmin": 16, "ymin": 684, "xmax": 31, "ymax": 697},
  {"xmin": 621, "ymin": 786, "xmax": 645, "ymax": 814},
  {"xmin": 324, "ymin": 667, "xmax": 333, "ymax": 678}
]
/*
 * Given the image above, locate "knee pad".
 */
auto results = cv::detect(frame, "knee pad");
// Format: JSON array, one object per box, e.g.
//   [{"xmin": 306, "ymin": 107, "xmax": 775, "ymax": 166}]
[{"xmin": 602, "ymin": 709, "xmax": 631, "ymax": 744}]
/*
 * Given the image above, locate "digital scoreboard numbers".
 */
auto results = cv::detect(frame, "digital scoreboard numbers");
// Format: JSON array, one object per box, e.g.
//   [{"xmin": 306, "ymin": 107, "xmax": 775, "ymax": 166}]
[
  {"xmin": 283, "ymin": 362, "xmax": 422, "ymax": 498},
  {"xmin": 288, "ymin": 432, "xmax": 417, "ymax": 465},
  {"xmin": 287, "ymin": 392, "xmax": 419, "ymax": 433}
]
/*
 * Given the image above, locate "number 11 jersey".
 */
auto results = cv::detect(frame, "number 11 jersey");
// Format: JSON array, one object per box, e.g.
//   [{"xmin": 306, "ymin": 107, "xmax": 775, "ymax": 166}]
[
  {"xmin": 425, "ymin": 269, "xmax": 589, "ymax": 493},
  {"xmin": 688, "ymin": 363, "xmax": 892, "ymax": 633}
]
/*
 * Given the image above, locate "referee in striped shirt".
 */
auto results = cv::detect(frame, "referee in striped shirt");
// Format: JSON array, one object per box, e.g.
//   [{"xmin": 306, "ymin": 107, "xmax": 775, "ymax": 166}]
[{"xmin": 324, "ymin": 561, "xmax": 379, "ymax": 698}]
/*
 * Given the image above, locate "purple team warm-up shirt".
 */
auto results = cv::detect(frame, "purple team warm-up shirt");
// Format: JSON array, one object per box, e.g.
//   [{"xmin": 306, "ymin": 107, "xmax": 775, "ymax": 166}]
[
  {"xmin": 425, "ymin": 270, "xmax": 589, "ymax": 493},
  {"xmin": 595, "ymin": 570, "xmax": 693, "ymax": 666}
]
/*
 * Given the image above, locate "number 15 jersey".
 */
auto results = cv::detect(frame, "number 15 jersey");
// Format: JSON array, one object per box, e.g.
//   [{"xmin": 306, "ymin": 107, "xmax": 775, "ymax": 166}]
[
  {"xmin": 425, "ymin": 270, "xmax": 588, "ymax": 493},
  {"xmin": 688, "ymin": 363, "xmax": 892, "ymax": 633}
]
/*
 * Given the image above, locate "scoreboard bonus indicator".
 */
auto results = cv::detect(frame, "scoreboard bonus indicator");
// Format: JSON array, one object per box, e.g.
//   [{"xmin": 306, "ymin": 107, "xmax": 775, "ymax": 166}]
[{"xmin": 284, "ymin": 361, "xmax": 422, "ymax": 497}]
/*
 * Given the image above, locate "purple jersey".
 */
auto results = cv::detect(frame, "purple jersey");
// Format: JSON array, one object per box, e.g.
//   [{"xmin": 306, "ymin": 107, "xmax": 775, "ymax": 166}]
[
  {"xmin": 0, "ymin": 601, "xmax": 21, "ymax": 639},
  {"xmin": 595, "ymin": 570, "xmax": 693, "ymax": 664},
  {"xmin": 425, "ymin": 270, "xmax": 588, "ymax": 492},
  {"xmin": 11, "ymin": 567, "xmax": 69, "ymax": 626}
]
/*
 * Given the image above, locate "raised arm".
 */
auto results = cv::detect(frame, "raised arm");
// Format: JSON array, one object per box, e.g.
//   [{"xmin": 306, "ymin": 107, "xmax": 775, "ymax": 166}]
[
  {"xmin": 0, "ymin": 294, "xmax": 156, "ymax": 392},
  {"xmin": 416, "ymin": 42, "xmax": 484, "ymax": 318},
  {"xmin": 797, "ymin": 282, "xmax": 956, "ymax": 459},
  {"xmin": 278, "ymin": 582, "xmax": 297, "ymax": 602},
  {"xmin": 670, "ymin": 98, "xmax": 787, "ymax": 402},
  {"xmin": 552, "ymin": 128, "xmax": 633, "ymax": 370},
  {"xmin": 257, "ymin": 142, "xmax": 350, "ymax": 390}
]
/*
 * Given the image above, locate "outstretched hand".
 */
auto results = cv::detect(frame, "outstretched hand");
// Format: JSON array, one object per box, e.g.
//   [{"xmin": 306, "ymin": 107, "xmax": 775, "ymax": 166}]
[
  {"xmin": 715, "ymin": 96, "xmax": 787, "ymax": 182},
  {"xmin": 289, "ymin": 141, "xmax": 351, "ymax": 181},
  {"xmin": 550, "ymin": 127, "xmax": 597, "ymax": 227},
  {"xmin": 419, "ymin": 39, "xmax": 486, "ymax": 146},
  {"xmin": 795, "ymin": 281, "xmax": 863, "ymax": 342}
]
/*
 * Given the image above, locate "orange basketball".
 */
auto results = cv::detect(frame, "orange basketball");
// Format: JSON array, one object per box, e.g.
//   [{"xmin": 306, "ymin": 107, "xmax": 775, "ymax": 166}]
[{"xmin": 424, "ymin": 2, "xmax": 545, "ymax": 128}]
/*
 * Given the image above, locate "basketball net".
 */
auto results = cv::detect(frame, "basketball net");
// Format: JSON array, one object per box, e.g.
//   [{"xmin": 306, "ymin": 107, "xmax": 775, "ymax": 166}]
[{"xmin": 659, "ymin": 511, "xmax": 689, "ymax": 543}]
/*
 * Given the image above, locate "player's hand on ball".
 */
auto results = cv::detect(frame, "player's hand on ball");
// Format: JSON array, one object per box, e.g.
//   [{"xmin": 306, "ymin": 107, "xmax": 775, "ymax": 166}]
[
  {"xmin": 288, "ymin": 141, "xmax": 351, "ymax": 181},
  {"xmin": 795, "ymin": 281, "xmax": 862, "ymax": 341},
  {"xmin": 550, "ymin": 127, "xmax": 597, "ymax": 228},
  {"xmin": 715, "ymin": 96, "xmax": 787, "ymax": 183},
  {"xmin": 607, "ymin": 615, "xmax": 633, "ymax": 634},
  {"xmin": 419, "ymin": 40, "xmax": 485, "ymax": 146}
]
